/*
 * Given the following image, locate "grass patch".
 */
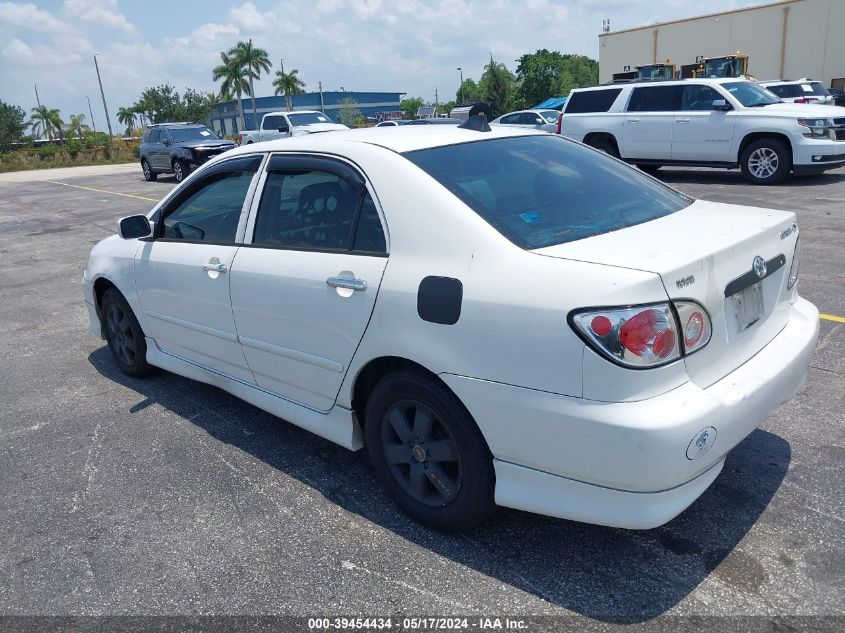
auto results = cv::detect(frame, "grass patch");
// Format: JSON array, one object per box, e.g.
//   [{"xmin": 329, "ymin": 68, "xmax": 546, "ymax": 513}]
[{"xmin": 0, "ymin": 141, "xmax": 139, "ymax": 174}]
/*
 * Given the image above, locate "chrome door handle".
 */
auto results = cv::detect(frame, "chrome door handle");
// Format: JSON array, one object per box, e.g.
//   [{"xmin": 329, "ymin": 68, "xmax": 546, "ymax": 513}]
[
  {"xmin": 627, "ymin": 118, "xmax": 639, "ymax": 123},
  {"xmin": 201, "ymin": 263, "xmax": 228, "ymax": 273},
  {"xmin": 327, "ymin": 277, "xmax": 367, "ymax": 291},
  {"xmin": 677, "ymin": 118, "xmax": 691, "ymax": 123}
]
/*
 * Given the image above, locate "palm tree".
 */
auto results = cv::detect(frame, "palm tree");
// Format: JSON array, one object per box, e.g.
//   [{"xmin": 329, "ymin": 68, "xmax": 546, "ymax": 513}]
[
  {"xmin": 30, "ymin": 105, "xmax": 63, "ymax": 141},
  {"xmin": 66, "ymin": 113, "xmax": 90, "ymax": 139},
  {"xmin": 116, "ymin": 106, "xmax": 136, "ymax": 134},
  {"xmin": 231, "ymin": 39, "xmax": 271, "ymax": 128},
  {"xmin": 212, "ymin": 51, "xmax": 251, "ymax": 131},
  {"xmin": 273, "ymin": 68, "xmax": 306, "ymax": 111}
]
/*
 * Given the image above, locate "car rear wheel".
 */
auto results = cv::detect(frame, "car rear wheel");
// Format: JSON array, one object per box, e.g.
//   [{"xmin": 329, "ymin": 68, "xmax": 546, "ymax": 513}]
[
  {"xmin": 141, "ymin": 159, "xmax": 157, "ymax": 182},
  {"xmin": 364, "ymin": 370, "xmax": 496, "ymax": 531},
  {"xmin": 740, "ymin": 139, "xmax": 791, "ymax": 185},
  {"xmin": 101, "ymin": 288, "xmax": 155, "ymax": 377},
  {"xmin": 172, "ymin": 159, "xmax": 190, "ymax": 183},
  {"xmin": 587, "ymin": 137, "xmax": 620, "ymax": 158}
]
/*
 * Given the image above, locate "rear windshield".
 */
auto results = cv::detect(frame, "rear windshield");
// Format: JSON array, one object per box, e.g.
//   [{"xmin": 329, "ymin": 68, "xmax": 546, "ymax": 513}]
[
  {"xmin": 169, "ymin": 126, "xmax": 219, "ymax": 142},
  {"xmin": 288, "ymin": 112, "xmax": 332, "ymax": 125},
  {"xmin": 404, "ymin": 135, "xmax": 691, "ymax": 249}
]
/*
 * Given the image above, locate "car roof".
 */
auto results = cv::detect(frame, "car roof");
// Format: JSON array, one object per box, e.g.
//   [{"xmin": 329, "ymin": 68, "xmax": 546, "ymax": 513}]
[
  {"xmin": 225, "ymin": 124, "xmax": 543, "ymax": 155},
  {"xmin": 572, "ymin": 77, "xmax": 751, "ymax": 92}
]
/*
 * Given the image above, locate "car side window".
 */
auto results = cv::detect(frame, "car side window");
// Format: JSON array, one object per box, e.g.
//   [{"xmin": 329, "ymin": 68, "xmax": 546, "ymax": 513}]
[
  {"xmin": 627, "ymin": 86, "xmax": 682, "ymax": 112},
  {"xmin": 680, "ymin": 85, "xmax": 724, "ymax": 111},
  {"xmin": 352, "ymin": 193, "xmax": 387, "ymax": 254},
  {"xmin": 159, "ymin": 157, "xmax": 262, "ymax": 243},
  {"xmin": 500, "ymin": 114, "xmax": 520, "ymax": 124},
  {"xmin": 149, "ymin": 129, "xmax": 160, "ymax": 143},
  {"xmin": 253, "ymin": 169, "xmax": 360, "ymax": 251},
  {"xmin": 263, "ymin": 115, "xmax": 284, "ymax": 130}
]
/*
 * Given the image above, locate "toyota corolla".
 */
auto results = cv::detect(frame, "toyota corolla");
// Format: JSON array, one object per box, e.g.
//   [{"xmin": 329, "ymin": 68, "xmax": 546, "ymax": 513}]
[{"xmin": 83, "ymin": 124, "xmax": 819, "ymax": 531}]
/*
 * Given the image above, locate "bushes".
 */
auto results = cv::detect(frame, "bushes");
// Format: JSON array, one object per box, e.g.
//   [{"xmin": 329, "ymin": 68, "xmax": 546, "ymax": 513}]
[{"xmin": 0, "ymin": 138, "xmax": 140, "ymax": 173}]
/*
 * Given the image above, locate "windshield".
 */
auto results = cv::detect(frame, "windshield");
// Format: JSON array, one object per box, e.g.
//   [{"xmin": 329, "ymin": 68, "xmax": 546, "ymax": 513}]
[
  {"xmin": 404, "ymin": 135, "xmax": 691, "ymax": 249},
  {"xmin": 288, "ymin": 112, "xmax": 332, "ymax": 125},
  {"xmin": 168, "ymin": 126, "xmax": 220, "ymax": 142},
  {"xmin": 539, "ymin": 110, "xmax": 560, "ymax": 123},
  {"xmin": 723, "ymin": 81, "xmax": 781, "ymax": 107}
]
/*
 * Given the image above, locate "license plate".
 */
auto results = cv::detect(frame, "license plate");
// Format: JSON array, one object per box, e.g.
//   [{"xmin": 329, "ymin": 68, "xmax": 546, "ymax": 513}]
[{"xmin": 733, "ymin": 281, "xmax": 764, "ymax": 330}]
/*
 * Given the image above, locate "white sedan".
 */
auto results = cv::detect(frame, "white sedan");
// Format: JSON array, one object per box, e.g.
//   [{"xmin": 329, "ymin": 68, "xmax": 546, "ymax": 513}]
[
  {"xmin": 491, "ymin": 109, "xmax": 560, "ymax": 133},
  {"xmin": 83, "ymin": 124, "xmax": 818, "ymax": 531}
]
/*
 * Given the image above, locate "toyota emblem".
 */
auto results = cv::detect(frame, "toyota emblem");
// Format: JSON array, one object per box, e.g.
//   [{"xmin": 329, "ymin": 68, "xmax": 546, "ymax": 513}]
[{"xmin": 753, "ymin": 256, "xmax": 767, "ymax": 279}]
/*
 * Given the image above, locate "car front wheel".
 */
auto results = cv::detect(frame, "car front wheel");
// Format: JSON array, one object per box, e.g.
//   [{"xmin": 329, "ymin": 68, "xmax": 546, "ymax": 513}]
[
  {"xmin": 740, "ymin": 139, "xmax": 791, "ymax": 185},
  {"xmin": 141, "ymin": 159, "xmax": 157, "ymax": 182},
  {"xmin": 172, "ymin": 159, "xmax": 190, "ymax": 183},
  {"xmin": 101, "ymin": 287, "xmax": 155, "ymax": 377},
  {"xmin": 364, "ymin": 370, "xmax": 496, "ymax": 531}
]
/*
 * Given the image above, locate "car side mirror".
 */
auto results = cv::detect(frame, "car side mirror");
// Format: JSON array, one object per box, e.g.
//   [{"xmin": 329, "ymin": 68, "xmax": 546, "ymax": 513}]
[
  {"xmin": 118, "ymin": 215, "xmax": 152, "ymax": 240},
  {"xmin": 278, "ymin": 126, "xmax": 289, "ymax": 133},
  {"xmin": 163, "ymin": 138, "xmax": 171, "ymax": 146},
  {"xmin": 712, "ymin": 99, "xmax": 731, "ymax": 111}
]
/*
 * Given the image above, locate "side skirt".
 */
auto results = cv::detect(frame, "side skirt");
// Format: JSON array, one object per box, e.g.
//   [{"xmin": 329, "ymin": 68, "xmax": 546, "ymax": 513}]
[{"xmin": 145, "ymin": 337, "xmax": 364, "ymax": 450}]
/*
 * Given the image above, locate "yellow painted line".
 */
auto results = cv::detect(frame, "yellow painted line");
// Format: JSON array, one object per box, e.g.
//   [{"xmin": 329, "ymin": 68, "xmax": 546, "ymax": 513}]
[
  {"xmin": 821, "ymin": 314, "xmax": 845, "ymax": 324},
  {"xmin": 45, "ymin": 180, "xmax": 159, "ymax": 203}
]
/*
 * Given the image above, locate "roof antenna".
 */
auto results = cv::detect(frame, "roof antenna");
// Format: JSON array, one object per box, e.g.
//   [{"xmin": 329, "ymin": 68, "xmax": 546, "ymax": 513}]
[{"xmin": 458, "ymin": 102, "xmax": 492, "ymax": 132}]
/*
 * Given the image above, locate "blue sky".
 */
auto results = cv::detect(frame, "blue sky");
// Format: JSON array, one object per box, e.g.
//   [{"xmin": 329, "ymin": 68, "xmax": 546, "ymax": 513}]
[{"xmin": 1, "ymin": 0, "xmax": 756, "ymax": 130}]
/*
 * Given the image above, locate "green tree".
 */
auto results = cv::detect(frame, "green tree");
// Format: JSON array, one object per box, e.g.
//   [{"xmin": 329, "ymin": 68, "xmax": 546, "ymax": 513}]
[
  {"xmin": 400, "ymin": 96, "xmax": 424, "ymax": 119},
  {"xmin": 231, "ymin": 39, "xmax": 271, "ymax": 127},
  {"xmin": 456, "ymin": 78, "xmax": 482, "ymax": 104},
  {"xmin": 30, "ymin": 105, "xmax": 63, "ymax": 141},
  {"xmin": 273, "ymin": 68, "xmax": 306, "ymax": 111},
  {"xmin": 66, "ymin": 113, "xmax": 90, "ymax": 139},
  {"xmin": 213, "ymin": 51, "xmax": 251, "ymax": 131},
  {"xmin": 479, "ymin": 56, "xmax": 516, "ymax": 118},
  {"xmin": 0, "ymin": 100, "xmax": 26, "ymax": 152},
  {"xmin": 116, "ymin": 106, "xmax": 137, "ymax": 134},
  {"xmin": 182, "ymin": 87, "xmax": 214, "ymax": 124},
  {"xmin": 439, "ymin": 100, "xmax": 456, "ymax": 116},
  {"xmin": 338, "ymin": 98, "xmax": 363, "ymax": 127},
  {"xmin": 515, "ymin": 50, "xmax": 598, "ymax": 106}
]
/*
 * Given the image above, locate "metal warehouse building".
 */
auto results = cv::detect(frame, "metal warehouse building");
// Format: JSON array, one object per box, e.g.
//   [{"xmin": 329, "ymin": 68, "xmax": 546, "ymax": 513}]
[
  {"xmin": 598, "ymin": 0, "xmax": 844, "ymax": 89},
  {"xmin": 210, "ymin": 91, "xmax": 404, "ymax": 135}
]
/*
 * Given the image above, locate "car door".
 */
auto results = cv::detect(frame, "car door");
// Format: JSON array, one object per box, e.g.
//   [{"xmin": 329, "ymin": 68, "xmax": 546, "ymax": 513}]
[
  {"xmin": 672, "ymin": 84, "xmax": 737, "ymax": 162},
  {"xmin": 229, "ymin": 154, "xmax": 389, "ymax": 411},
  {"xmin": 147, "ymin": 129, "xmax": 163, "ymax": 170},
  {"xmin": 620, "ymin": 85, "xmax": 681, "ymax": 159},
  {"xmin": 134, "ymin": 154, "xmax": 265, "ymax": 383}
]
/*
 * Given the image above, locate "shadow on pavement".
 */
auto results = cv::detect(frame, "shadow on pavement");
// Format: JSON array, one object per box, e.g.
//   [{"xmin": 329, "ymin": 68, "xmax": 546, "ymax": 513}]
[
  {"xmin": 89, "ymin": 347, "xmax": 790, "ymax": 622},
  {"xmin": 655, "ymin": 168, "xmax": 845, "ymax": 188}
]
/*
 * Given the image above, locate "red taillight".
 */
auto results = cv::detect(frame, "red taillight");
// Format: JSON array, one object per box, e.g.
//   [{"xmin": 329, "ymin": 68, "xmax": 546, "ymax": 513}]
[
  {"xmin": 794, "ymin": 98, "xmax": 809, "ymax": 104},
  {"xmin": 571, "ymin": 301, "xmax": 711, "ymax": 368}
]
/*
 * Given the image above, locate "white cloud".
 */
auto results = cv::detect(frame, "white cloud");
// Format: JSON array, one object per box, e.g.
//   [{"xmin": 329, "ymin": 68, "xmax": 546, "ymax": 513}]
[
  {"xmin": 0, "ymin": 2, "xmax": 69, "ymax": 32},
  {"xmin": 62, "ymin": 0, "xmax": 135, "ymax": 33}
]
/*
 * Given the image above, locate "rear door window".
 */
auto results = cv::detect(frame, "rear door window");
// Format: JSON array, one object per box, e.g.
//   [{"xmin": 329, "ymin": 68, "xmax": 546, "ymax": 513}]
[
  {"xmin": 627, "ymin": 86, "xmax": 682, "ymax": 112},
  {"xmin": 404, "ymin": 135, "xmax": 691, "ymax": 249},
  {"xmin": 564, "ymin": 89, "xmax": 622, "ymax": 114},
  {"xmin": 148, "ymin": 129, "xmax": 160, "ymax": 143}
]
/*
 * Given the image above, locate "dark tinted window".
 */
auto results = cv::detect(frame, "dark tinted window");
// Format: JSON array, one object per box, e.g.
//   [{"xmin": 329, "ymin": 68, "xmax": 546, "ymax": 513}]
[
  {"xmin": 404, "ymin": 136, "xmax": 690, "ymax": 250},
  {"xmin": 253, "ymin": 170, "xmax": 359, "ymax": 250},
  {"xmin": 161, "ymin": 158, "xmax": 261, "ymax": 243},
  {"xmin": 565, "ymin": 89, "xmax": 622, "ymax": 114},
  {"xmin": 352, "ymin": 193, "xmax": 386, "ymax": 254},
  {"xmin": 627, "ymin": 85, "xmax": 682, "ymax": 112},
  {"xmin": 262, "ymin": 115, "xmax": 286, "ymax": 130},
  {"xmin": 148, "ymin": 129, "xmax": 160, "ymax": 143},
  {"xmin": 680, "ymin": 85, "xmax": 724, "ymax": 110},
  {"xmin": 767, "ymin": 84, "xmax": 801, "ymax": 98},
  {"xmin": 499, "ymin": 114, "xmax": 520, "ymax": 124},
  {"xmin": 142, "ymin": 131, "xmax": 151, "ymax": 143}
]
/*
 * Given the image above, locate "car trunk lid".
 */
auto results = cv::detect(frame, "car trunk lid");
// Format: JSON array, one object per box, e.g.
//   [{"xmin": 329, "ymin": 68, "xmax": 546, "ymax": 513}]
[{"xmin": 535, "ymin": 199, "xmax": 799, "ymax": 388}]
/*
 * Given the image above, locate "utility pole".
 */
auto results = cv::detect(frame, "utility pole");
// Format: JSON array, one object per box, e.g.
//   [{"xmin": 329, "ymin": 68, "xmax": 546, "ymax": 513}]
[
  {"xmin": 318, "ymin": 81, "xmax": 325, "ymax": 114},
  {"xmin": 93, "ymin": 54, "xmax": 114, "ymax": 140},
  {"xmin": 33, "ymin": 84, "xmax": 42, "ymax": 110},
  {"xmin": 457, "ymin": 67, "xmax": 464, "ymax": 104},
  {"xmin": 434, "ymin": 88, "xmax": 438, "ymax": 107},
  {"xmin": 86, "ymin": 96, "xmax": 97, "ymax": 132}
]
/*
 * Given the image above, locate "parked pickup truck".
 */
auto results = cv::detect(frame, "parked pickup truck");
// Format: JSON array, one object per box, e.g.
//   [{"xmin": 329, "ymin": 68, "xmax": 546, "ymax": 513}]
[{"xmin": 238, "ymin": 110, "xmax": 347, "ymax": 144}]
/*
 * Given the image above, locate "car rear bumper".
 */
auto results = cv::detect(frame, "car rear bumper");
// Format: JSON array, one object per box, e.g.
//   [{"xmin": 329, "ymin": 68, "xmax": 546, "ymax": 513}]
[{"xmin": 441, "ymin": 297, "xmax": 819, "ymax": 528}]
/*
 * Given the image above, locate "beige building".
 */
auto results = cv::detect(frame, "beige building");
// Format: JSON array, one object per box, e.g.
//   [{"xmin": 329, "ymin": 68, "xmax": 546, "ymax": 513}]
[{"xmin": 598, "ymin": 0, "xmax": 844, "ymax": 89}]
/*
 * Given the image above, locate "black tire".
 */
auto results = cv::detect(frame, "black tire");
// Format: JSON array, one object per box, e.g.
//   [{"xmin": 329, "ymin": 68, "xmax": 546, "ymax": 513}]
[
  {"xmin": 637, "ymin": 164, "xmax": 662, "ymax": 174},
  {"xmin": 141, "ymin": 159, "xmax": 157, "ymax": 182},
  {"xmin": 364, "ymin": 370, "xmax": 496, "ymax": 531},
  {"xmin": 172, "ymin": 159, "xmax": 190, "ymax": 183},
  {"xmin": 587, "ymin": 136, "xmax": 620, "ymax": 158},
  {"xmin": 101, "ymin": 288, "xmax": 155, "ymax": 377},
  {"xmin": 740, "ymin": 138, "xmax": 791, "ymax": 185}
]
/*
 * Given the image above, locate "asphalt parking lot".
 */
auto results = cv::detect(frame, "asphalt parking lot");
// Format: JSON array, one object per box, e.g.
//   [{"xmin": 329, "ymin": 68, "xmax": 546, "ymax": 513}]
[{"xmin": 0, "ymin": 162, "xmax": 843, "ymax": 627}]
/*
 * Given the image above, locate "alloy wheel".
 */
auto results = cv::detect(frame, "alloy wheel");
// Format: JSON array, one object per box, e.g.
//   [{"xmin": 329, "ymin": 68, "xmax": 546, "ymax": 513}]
[
  {"xmin": 173, "ymin": 161, "xmax": 183, "ymax": 182},
  {"xmin": 380, "ymin": 400, "xmax": 462, "ymax": 507},
  {"xmin": 748, "ymin": 147, "xmax": 779, "ymax": 179},
  {"xmin": 106, "ymin": 302, "xmax": 136, "ymax": 366}
]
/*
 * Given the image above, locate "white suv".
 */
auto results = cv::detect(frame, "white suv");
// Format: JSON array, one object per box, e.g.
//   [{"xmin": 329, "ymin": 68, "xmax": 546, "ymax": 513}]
[
  {"xmin": 558, "ymin": 78, "xmax": 845, "ymax": 184},
  {"xmin": 759, "ymin": 79, "xmax": 834, "ymax": 105}
]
